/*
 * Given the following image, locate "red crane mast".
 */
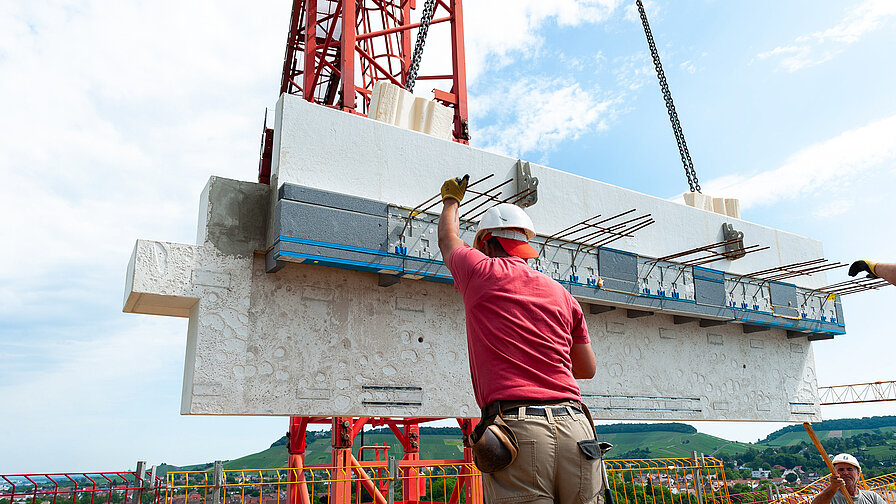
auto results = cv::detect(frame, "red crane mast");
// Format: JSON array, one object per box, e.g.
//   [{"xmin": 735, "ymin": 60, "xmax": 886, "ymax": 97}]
[{"xmin": 279, "ymin": 0, "xmax": 468, "ymax": 140}]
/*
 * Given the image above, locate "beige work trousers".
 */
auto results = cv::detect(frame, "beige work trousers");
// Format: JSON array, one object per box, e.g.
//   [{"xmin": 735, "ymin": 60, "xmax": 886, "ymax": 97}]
[{"xmin": 482, "ymin": 406, "xmax": 605, "ymax": 504}]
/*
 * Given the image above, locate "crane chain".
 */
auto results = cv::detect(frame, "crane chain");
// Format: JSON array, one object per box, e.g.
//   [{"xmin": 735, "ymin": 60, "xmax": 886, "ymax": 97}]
[
  {"xmin": 406, "ymin": 0, "xmax": 437, "ymax": 93},
  {"xmin": 636, "ymin": 0, "xmax": 701, "ymax": 193}
]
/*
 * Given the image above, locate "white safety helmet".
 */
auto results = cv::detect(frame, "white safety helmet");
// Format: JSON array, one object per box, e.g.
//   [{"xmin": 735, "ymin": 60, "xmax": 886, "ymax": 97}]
[
  {"xmin": 473, "ymin": 203, "xmax": 538, "ymax": 259},
  {"xmin": 832, "ymin": 453, "xmax": 861, "ymax": 471}
]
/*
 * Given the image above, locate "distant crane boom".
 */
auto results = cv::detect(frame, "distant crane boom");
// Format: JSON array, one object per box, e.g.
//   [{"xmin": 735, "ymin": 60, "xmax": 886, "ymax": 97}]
[{"xmin": 818, "ymin": 380, "xmax": 896, "ymax": 405}]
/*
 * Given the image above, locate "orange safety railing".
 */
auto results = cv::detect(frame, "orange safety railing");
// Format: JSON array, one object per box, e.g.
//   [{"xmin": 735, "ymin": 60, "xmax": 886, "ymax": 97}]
[
  {"xmin": 11, "ymin": 463, "xmax": 896, "ymax": 504},
  {"xmin": 605, "ymin": 457, "xmax": 729, "ymax": 504},
  {"xmin": 164, "ymin": 461, "xmax": 481, "ymax": 504},
  {"xmin": 165, "ymin": 457, "xmax": 727, "ymax": 504},
  {"xmin": 776, "ymin": 472, "xmax": 896, "ymax": 504}
]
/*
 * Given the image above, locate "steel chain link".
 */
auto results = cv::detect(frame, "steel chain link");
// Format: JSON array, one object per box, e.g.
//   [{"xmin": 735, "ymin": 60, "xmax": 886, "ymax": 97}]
[
  {"xmin": 636, "ymin": 0, "xmax": 701, "ymax": 193},
  {"xmin": 406, "ymin": 0, "xmax": 437, "ymax": 92}
]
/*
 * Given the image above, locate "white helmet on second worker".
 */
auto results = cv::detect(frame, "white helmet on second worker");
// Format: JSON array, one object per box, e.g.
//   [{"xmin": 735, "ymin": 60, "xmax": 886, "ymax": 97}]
[
  {"xmin": 473, "ymin": 203, "xmax": 539, "ymax": 259},
  {"xmin": 832, "ymin": 453, "xmax": 861, "ymax": 471}
]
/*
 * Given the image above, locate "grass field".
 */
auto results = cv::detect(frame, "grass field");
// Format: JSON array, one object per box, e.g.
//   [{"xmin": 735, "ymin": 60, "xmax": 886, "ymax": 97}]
[
  {"xmin": 598, "ymin": 431, "xmax": 758, "ymax": 458},
  {"xmin": 762, "ymin": 426, "xmax": 896, "ymax": 447}
]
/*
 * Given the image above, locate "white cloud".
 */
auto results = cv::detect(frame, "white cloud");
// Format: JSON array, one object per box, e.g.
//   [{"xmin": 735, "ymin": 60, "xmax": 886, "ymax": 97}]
[
  {"xmin": 699, "ymin": 114, "xmax": 896, "ymax": 209},
  {"xmin": 757, "ymin": 0, "xmax": 896, "ymax": 71},
  {"xmin": 811, "ymin": 199, "xmax": 853, "ymax": 219},
  {"xmin": 470, "ymin": 77, "xmax": 618, "ymax": 158},
  {"xmin": 613, "ymin": 53, "xmax": 653, "ymax": 90},
  {"xmin": 463, "ymin": 0, "xmax": 622, "ymax": 83},
  {"xmin": 0, "ymin": 0, "xmax": 288, "ymax": 471},
  {"xmin": 0, "ymin": 0, "xmax": 285, "ymax": 318}
]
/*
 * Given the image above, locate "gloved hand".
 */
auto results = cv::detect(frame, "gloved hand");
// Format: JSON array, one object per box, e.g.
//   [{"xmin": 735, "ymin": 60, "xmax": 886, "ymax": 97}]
[
  {"xmin": 441, "ymin": 174, "xmax": 469, "ymax": 203},
  {"xmin": 848, "ymin": 260, "xmax": 879, "ymax": 279}
]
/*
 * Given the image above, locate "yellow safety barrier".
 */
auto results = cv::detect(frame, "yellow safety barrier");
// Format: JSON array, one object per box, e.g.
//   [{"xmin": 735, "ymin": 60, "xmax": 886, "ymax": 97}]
[
  {"xmin": 162, "ymin": 455, "xmax": 896, "ymax": 504},
  {"xmin": 165, "ymin": 456, "xmax": 726, "ymax": 504},
  {"xmin": 604, "ymin": 457, "xmax": 729, "ymax": 504},
  {"xmin": 774, "ymin": 471, "xmax": 896, "ymax": 504}
]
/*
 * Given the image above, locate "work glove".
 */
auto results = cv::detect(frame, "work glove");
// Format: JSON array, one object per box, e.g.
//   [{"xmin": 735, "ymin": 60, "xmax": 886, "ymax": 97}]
[
  {"xmin": 848, "ymin": 259, "xmax": 879, "ymax": 279},
  {"xmin": 441, "ymin": 174, "xmax": 469, "ymax": 203}
]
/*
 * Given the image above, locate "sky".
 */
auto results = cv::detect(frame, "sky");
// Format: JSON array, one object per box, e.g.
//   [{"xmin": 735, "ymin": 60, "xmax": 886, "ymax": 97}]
[{"xmin": 1, "ymin": 0, "xmax": 895, "ymax": 473}]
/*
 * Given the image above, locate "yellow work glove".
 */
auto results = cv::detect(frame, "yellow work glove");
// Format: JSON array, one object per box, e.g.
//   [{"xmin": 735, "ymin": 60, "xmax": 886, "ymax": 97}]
[
  {"xmin": 441, "ymin": 174, "xmax": 469, "ymax": 203},
  {"xmin": 848, "ymin": 259, "xmax": 879, "ymax": 279}
]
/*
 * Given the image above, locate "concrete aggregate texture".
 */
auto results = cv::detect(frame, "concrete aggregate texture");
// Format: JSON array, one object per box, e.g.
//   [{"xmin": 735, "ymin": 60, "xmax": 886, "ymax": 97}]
[{"xmin": 124, "ymin": 101, "xmax": 832, "ymax": 421}]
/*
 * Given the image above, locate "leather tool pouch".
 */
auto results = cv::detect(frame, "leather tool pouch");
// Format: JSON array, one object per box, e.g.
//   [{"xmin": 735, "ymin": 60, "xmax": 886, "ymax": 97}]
[{"xmin": 471, "ymin": 414, "xmax": 519, "ymax": 473}]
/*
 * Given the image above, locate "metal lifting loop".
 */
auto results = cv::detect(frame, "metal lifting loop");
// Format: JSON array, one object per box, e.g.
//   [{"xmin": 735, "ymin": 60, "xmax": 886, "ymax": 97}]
[
  {"xmin": 636, "ymin": 0, "xmax": 701, "ymax": 193},
  {"xmin": 406, "ymin": 0, "xmax": 437, "ymax": 92}
]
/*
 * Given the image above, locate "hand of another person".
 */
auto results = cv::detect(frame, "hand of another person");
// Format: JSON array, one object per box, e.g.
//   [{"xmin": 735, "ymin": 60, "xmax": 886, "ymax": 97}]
[{"xmin": 848, "ymin": 260, "xmax": 879, "ymax": 279}]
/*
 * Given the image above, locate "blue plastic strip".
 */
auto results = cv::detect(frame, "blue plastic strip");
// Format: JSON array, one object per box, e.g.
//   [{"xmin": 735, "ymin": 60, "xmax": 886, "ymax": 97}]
[
  {"xmin": 733, "ymin": 314, "xmax": 846, "ymax": 335},
  {"xmin": 278, "ymin": 236, "xmax": 394, "ymax": 258},
  {"xmin": 274, "ymin": 235, "xmax": 846, "ymax": 334},
  {"xmin": 277, "ymin": 251, "xmax": 402, "ymax": 272}
]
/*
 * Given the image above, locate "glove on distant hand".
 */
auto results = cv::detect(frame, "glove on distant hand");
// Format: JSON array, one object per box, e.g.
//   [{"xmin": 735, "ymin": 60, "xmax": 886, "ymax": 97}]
[
  {"xmin": 441, "ymin": 174, "xmax": 470, "ymax": 203},
  {"xmin": 848, "ymin": 259, "xmax": 879, "ymax": 279}
]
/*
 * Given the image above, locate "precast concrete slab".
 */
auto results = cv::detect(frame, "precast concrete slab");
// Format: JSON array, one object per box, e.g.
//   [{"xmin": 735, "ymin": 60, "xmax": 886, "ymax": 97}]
[{"xmin": 123, "ymin": 95, "xmax": 843, "ymax": 421}]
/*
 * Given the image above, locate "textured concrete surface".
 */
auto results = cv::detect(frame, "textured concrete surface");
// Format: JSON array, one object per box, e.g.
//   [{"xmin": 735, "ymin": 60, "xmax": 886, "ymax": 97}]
[
  {"xmin": 122, "ymin": 97, "xmax": 836, "ymax": 420},
  {"xmin": 125, "ymin": 175, "xmax": 823, "ymax": 420}
]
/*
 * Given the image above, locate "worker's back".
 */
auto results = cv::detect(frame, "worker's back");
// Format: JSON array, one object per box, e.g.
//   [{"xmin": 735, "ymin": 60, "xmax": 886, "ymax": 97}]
[{"xmin": 448, "ymin": 245, "xmax": 589, "ymax": 407}]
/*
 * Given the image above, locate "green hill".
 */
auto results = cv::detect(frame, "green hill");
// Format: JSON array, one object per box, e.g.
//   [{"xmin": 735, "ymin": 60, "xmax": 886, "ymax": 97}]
[
  {"xmin": 599, "ymin": 430, "xmax": 756, "ymax": 459},
  {"xmin": 761, "ymin": 426, "xmax": 896, "ymax": 447},
  {"xmin": 157, "ymin": 416, "xmax": 896, "ymax": 477},
  {"xmin": 760, "ymin": 416, "xmax": 896, "ymax": 444}
]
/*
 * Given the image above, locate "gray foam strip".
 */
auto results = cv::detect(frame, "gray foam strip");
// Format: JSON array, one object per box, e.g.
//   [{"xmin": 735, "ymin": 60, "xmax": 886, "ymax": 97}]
[{"xmin": 280, "ymin": 183, "xmax": 389, "ymax": 217}]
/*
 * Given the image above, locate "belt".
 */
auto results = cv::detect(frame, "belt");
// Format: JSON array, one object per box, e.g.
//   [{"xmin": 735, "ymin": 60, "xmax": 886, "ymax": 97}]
[
  {"xmin": 504, "ymin": 405, "xmax": 583, "ymax": 417},
  {"xmin": 481, "ymin": 399, "xmax": 581, "ymax": 419}
]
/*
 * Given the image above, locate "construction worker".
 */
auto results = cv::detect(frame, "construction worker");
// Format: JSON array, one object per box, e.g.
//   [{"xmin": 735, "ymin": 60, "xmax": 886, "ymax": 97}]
[
  {"xmin": 849, "ymin": 260, "xmax": 896, "ymax": 286},
  {"xmin": 811, "ymin": 453, "xmax": 885, "ymax": 504},
  {"xmin": 437, "ymin": 175, "xmax": 604, "ymax": 503}
]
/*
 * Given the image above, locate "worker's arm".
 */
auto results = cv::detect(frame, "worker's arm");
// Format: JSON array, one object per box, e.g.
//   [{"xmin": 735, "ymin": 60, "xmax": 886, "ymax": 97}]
[
  {"xmin": 438, "ymin": 199, "xmax": 465, "ymax": 265},
  {"xmin": 849, "ymin": 260, "xmax": 896, "ymax": 286},
  {"xmin": 570, "ymin": 343, "xmax": 596, "ymax": 379},
  {"xmin": 810, "ymin": 475, "xmax": 845, "ymax": 504},
  {"xmin": 874, "ymin": 263, "xmax": 896, "ymax": 285},
  {"xmin": 437, "ymin": 176, "xmax": 469, "ymax": 266}
]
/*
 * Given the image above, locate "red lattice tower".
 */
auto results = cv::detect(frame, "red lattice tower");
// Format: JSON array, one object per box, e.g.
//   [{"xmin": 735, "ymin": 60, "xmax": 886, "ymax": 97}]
[
  {"xmin": 280, "ymin": 0, "xmax": 468, "ymax": 139},
  {"xmin": 259, "ymin": 0, "xmax": 469, "ymax": 183}
]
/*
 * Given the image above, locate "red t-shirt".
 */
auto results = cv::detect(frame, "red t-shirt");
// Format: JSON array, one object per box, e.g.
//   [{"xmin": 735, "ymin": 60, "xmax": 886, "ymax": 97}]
[{"xmin": 448, "ymin": 245, "xmax": 590, "ymax": 408}]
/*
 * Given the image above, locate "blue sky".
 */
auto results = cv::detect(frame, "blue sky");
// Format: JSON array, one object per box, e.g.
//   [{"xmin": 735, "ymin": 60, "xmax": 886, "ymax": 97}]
[{"xmin": 2, "ymin": 0, "xmax": 895, "ymax": 473}]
